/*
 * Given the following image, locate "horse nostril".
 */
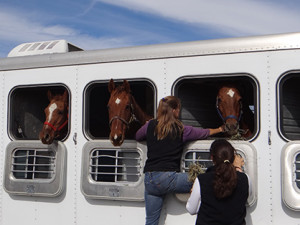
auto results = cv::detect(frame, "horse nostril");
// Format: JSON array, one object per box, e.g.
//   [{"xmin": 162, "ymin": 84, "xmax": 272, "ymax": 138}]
[
  {"xmin": 45, "ymin": 134, "xmax": 50, "ymax": 142},
  {"xmin": 225, "ymin": 122, "xmax": 239, "ymax": 131},
  {"xmin": 114, "ymin": 134, "xmax": 123, "ymax": 142}
]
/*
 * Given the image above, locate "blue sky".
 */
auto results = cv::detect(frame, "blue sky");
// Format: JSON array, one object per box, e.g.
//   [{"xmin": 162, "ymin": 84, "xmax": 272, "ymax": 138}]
[{"xmin": 1, "ymin": 0, "xmax": 300, "ymax": 58}]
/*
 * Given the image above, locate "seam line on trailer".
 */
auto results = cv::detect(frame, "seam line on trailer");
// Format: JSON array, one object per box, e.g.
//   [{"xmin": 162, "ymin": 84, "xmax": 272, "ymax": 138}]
[
  {"xmin": 73, "ymin": 67, "xmax": 79, "ymax": 225},
  {"xmin": 267, "ymin": 54, "xmax": 273, "ymax": 223}
]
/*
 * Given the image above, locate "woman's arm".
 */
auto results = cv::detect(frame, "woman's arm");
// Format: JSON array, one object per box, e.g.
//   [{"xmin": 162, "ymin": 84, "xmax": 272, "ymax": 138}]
[
  {"xmin": 183, "ymin": 126, "xmax": 223, "ymax": 142},
  {"xmin": 208, "ymin": 126, "xmax": 224, "ymax": 136},
  {"xmin": 135, "ymin": 121, "xmax": 149, "ymax": 141},
  {"xmin": 186, "ymin": 178, "xmax": 201, "ymax": 215}
]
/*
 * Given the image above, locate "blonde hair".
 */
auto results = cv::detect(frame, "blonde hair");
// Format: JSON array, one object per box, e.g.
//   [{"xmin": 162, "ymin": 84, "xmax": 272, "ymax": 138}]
[{"xmin": 155, "ymin": 96, "xmax": 184, "ymax": 140}]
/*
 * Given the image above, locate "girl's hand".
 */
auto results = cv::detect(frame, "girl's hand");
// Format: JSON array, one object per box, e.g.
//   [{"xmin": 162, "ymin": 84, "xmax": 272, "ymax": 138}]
[{"xmin": 233, "ymin": 154, "xmax": 244, "ymax": 171}]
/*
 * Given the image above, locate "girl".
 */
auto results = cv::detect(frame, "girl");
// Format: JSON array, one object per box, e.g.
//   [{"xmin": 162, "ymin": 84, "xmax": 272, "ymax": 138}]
[
  {"xmin": 186, "ymin": 139, "xmax": 251, "ymax": 225},
  {"xmin": 135, "ymin": 96, "xmax": 224, "ymax": 225}
]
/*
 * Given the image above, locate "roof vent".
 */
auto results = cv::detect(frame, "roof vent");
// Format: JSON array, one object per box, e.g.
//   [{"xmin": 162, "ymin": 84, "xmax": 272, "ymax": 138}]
[{"xmin": 7, "ymin": 40, "xmax": 83, "ymax": 57}]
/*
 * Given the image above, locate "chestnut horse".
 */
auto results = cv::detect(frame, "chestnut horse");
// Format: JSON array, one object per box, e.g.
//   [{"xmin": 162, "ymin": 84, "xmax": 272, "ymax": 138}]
[
  {"xmin": 108, "ymin": 79, "xmax": 152, "ymax": 146},
  {"xmin": 39, "ymin": 90, "xmax": 69, "ymax": 144},
  {"xmin": 216, "ymin": 85, "xmax": 254, "ymax": 138}
]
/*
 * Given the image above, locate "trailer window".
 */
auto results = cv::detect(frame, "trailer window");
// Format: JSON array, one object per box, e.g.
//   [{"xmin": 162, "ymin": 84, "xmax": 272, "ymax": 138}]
[
  {"xmin": 173, "ymin": 74, "xmax": 258, "ymax": 140},
  {"xmin": 84, "ymin": 79, "xmax": 155, "ymax": 140},
  {"xmin": 4, "ymin": 141, "xmax": 66, "ymax": 197},
  {"xmin": 9, "ymin": 85, "xmax": 70, "ymax": 141},
  {"xmin": 90, "ymin": 148, "xmax": 141, "ymax": 182},
  {"xmin": 12, "ymin": 149, "xmax": 55, "ymax": 180},
  {"xmin": 278, "ymin": 72, "xmax": 300, "ymax": 141},
  {"xmin": 81, "ymin": 141, "xmax": 146, "ymax": 201},
  {"xmin": 179, "ymin": 140, "xmax": 257, "ymax": 206},
  {"xmin": 295, "ymin": 153, "xmax": 300, "ymax": 189},
  {"xmin": 282, "ymin": 142, "xmax": 300, "ymax": 210}
]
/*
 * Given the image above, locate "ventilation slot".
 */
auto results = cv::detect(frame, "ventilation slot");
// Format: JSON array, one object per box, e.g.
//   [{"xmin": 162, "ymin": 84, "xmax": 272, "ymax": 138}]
[
  {"xmin": 90, "ymin": 149, "xmax": 142, "ymax": 183},
  {"xmin": 183, "ymin": 149, "xmax": 213, "ymax": 172},
  {"xmin": 12, "ymin": 149, "xmax": 55, "ymax": 180},
  {"xmin": 295, "ymin": 153, "xmax": 300, "ymax": 188}
]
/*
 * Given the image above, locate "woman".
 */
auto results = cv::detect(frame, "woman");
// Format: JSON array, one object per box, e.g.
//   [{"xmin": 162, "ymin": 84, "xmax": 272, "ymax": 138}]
[
  {"xmin": 186, "ymin": 139, "xmax": 251, "ymax": 225},
  {"xmin": 135, "ymin": 96, "xmax": 224, "ymax": 225}
]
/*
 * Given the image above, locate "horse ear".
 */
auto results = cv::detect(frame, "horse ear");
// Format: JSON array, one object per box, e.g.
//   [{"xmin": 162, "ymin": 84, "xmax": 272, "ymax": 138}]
[
  {"xmin": 108, "ymin": 79, "xmax": 115, "ymax": 93},
  {"xmin": 47, "ymin": 90, "xmax": 53, "ymax": 101},
  {"xmin": 62, "ymin": 90, "xmax": 68, "ymax": 103},
  {"xmin": 123, "ymin": 80, "xmax": 131, "ymax": 93}
]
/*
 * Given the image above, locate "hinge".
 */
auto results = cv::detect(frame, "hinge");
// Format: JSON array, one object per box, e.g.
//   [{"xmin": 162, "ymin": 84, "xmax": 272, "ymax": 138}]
[{"xmin": 73, "ymin": 132, "xmax": 77, "ymax": 145}]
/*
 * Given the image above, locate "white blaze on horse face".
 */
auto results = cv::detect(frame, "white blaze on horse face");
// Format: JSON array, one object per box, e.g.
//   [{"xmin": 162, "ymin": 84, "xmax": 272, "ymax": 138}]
[
  {"xmin": 48, "ymin": 103, "xmax": 57, "ymax": 122},
  {"xmin": 115, "ymin": 98, "xmax": 121, "ymax": 104},
  {"xmin": 114, "ymin": 134, "xmax": 118, "ymax": 140},
  {"xmin": 227, "ymin": 89, "xmax": 235, "ymax": 98}
]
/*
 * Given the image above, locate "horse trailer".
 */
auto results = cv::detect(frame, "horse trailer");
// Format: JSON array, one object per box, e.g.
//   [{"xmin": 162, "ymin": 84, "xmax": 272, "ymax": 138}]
[{"xmin": 0, "ymin": 33, "xmax": 300, "ymax": 224}]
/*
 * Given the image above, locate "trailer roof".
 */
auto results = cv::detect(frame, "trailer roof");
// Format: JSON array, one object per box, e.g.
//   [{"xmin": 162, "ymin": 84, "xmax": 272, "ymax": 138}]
[{"xmin": 1, "ymin": 32, "xmax": 300, "ymax": 71}]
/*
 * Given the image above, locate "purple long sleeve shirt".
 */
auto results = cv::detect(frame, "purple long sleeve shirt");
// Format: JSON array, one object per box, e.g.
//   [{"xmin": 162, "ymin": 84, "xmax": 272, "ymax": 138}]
[{"xmin": 135, "ymin": 121, "xmax": 210, "ymax": 142}]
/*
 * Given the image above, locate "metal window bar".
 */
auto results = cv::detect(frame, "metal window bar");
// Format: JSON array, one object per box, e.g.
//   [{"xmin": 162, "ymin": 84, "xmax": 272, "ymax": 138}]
[
  {"xmin": 89, "ymin": 149, "xmax": 142, "ymax": 182},
  {"xmin": 295, "ymin": 153, "xmax": 300, "ymax": 188},
  {"xmin": 183, "ymin": 149, "xmax": 213, "ymax": 173},
  {"xmin": 183, "ymin": 149, "xmax": 246, "ymax": 173},
  {"xmin": 12, "ymin": 149, "xmax": 56, "ymax": 180}
]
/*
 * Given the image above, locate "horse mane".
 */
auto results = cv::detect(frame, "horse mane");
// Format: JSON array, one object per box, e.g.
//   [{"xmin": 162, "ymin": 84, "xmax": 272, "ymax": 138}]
[{"xmin": 130, "ymin": 95, "xmax": 152, "ymax": 124}]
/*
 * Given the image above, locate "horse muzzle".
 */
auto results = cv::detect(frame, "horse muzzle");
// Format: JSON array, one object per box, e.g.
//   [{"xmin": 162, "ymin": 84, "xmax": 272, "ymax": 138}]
[
  {"xmin": 39, "ymin": 130, "xmax": 55, "ymax": 144},
  {"xmin": 39, "ymin": 124, "xmax": 57, "ymax": 144},
  {"xmin": 224, "ymin": 120, "xmax": 240, "ymax": 136},
  {"xmin": 109, "ymin": 133, "xmax": 125, "ymax": 146}
]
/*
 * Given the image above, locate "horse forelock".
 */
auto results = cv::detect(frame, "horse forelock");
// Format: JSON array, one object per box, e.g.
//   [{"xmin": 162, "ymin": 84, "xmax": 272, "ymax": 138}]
[{"xmin": 114, "ymin": 84, "xmax": 131, "ymax": 94}]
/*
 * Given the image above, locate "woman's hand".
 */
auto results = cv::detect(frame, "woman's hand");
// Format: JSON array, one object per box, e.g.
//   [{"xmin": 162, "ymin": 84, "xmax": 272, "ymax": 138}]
[{"xmin": 233, "ymin": 154, "xmax": 244, "ymax": 172}]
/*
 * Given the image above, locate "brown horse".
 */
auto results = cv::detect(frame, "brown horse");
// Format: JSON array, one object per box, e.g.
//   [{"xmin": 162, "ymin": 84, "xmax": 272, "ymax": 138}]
[
  {"xmin": 39, "ymin": 90, "xmax": 69, "ymax": 144},
  {"xmin": 108, "ymin": 79, "xmax": 152, "ymax": 146},
  {"xmin": 216, "ymin": 85, "xmax": 254, "ymax": 138}
]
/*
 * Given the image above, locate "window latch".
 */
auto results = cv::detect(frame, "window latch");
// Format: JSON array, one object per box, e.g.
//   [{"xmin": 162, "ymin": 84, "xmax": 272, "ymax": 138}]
[{"xmin": 73, "ymin": 132, "xmax": 77, "ymax": 145}]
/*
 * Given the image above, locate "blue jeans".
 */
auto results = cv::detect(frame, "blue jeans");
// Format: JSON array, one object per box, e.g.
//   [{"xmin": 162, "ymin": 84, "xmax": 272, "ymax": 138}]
[{"xmin": 144, "ymin": 171, "xmax": 192, "ymax": 225}]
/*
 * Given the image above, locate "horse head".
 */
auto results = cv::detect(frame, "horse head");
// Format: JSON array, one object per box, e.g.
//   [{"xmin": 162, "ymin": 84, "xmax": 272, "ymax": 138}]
[
  {"xmin": 108, "ymin": 79, "xmax": 135, "ymax": 146},
  {"xmin": 216, "ymin": 85, "xmax": 243, "ymax": 136},
  {"xmin": 39, "ymin": 90, "xmax": 69, "ymax": 144}
]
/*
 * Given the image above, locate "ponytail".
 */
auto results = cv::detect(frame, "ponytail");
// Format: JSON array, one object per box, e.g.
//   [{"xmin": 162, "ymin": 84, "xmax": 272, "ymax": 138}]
[{"xmin": 210, "ymin": 139, "xmax": 237, "ymax": 199}]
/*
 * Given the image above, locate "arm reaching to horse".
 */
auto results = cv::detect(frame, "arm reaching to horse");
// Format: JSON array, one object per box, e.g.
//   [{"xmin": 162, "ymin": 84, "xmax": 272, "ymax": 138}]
[{"xmin": 136, "ymin": 122, "xmax": 224, "ymax": 142}]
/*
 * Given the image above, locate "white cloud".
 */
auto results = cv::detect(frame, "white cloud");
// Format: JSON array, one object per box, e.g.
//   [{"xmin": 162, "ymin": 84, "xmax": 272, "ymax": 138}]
[
  {"xmin": 1, "ymin": 0, "xmax": 300, "ymax": 57},
  {"xmin": 94, "ymin": 0, "xmax": 300, "ymax": 35},
  {"xmin": 0, "ymin": 7, "xmax": 133, "ymax": 57},
  {"xmin": 0, "ymin": 10, "xmax": 75, "ymax": 42}
]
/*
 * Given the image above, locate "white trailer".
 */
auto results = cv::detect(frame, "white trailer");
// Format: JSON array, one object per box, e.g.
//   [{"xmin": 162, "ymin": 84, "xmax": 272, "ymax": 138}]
[{"xmin": 0, "ymin": 33, "xmax": 300, "ymax": 224}]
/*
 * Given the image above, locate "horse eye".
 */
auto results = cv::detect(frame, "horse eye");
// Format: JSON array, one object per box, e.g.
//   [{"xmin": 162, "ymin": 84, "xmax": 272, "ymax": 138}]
[
  {"xmin": 126, "ymin": 104, "xmax": 130, "ymax": 110},
  {"xmin": 58, "ymin": 110, "xmax": 63, "ymax": 115},
  {"xmin": 107, "ymin": 105, "xmax": 110, "ymax": 111}
]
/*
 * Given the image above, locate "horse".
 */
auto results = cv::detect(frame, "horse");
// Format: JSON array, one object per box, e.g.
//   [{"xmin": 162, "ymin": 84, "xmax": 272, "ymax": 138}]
[
  {"xmin": 108, "ymin": 79, "xmax": 152, "ymax": 146},
  {"xmin": 39, "ymin": 90, "xmax": 69, "ymax": 144},
  {"xmin": 216, "ymin": 85, "xmax": 254, "ymax": 138}
]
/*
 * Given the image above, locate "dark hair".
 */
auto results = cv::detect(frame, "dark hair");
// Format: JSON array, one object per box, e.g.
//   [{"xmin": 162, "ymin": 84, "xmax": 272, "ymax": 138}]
[
  {"xmin": 210, "ymin": 139, "xmax": 237, "ymax": 199},
  {"xmin": 155, "ymin": 96, "xmax": 183, "ymax": 140}
]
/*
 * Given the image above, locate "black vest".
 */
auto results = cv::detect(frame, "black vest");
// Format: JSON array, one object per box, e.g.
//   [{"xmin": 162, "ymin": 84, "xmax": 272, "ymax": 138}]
[
  {"xmin": 144, "ymin": 119, "xmax": 183, "ymax": 172},
  {"xmin": 196, "ymin": 167, "xmax": 249, "ymax": 225}
]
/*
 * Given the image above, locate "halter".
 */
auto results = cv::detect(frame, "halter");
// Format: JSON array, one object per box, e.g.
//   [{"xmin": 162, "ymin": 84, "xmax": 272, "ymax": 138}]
[
  {"xmin": 109, "ymin": 103, "xmax": 136, "ymax": 128},
  {"xmin": 44, "ymin": 114, "xmax": 69, "ymax": 132},
  {"xmin": 216, "ymin": 97, "xmax": 243, "ymax": 123}
]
